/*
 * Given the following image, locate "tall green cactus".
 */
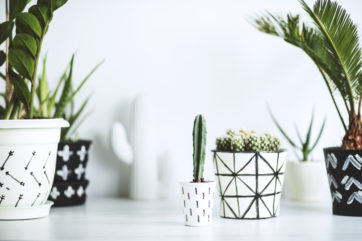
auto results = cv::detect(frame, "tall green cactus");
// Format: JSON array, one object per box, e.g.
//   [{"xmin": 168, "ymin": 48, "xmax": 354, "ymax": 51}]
[{"xmin": 193, "ymin": 114, "xmax": 207, "ymax": 182}]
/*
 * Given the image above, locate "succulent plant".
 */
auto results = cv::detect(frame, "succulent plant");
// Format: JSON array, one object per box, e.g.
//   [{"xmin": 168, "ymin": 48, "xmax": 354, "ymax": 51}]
[
  {"xmin": 215, "ymin": 129, "xmax": 280, "ymax": 152},
  {"xmin": 193, "ymin": 115, "xmax": 207, "ymax": 182}
]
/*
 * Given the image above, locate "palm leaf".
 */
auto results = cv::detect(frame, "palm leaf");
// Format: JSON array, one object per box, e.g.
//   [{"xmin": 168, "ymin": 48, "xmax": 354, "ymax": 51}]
[{"xmin": 300, "ymin": 0, "xmax": 362, "ymax": 113}]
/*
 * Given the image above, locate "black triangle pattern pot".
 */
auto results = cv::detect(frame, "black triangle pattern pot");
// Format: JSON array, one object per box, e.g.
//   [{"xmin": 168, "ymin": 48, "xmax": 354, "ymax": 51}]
[
  {"xmin": 324, "ymin": 148, "xmax": 362, "ymax": 216},
  {"xmin": 48, "ymin": 140, "xmax": 91, "ymax": 207}
]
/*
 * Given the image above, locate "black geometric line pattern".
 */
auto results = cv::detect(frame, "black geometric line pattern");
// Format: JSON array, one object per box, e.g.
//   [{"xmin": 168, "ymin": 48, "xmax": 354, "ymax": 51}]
[
  {"xmin": 1, "ymin": 151, "xmax": 14, "ymax": 171},
  {"xmin": 213, "ymin": 150, "xmax": 286, "ymax": 219}
]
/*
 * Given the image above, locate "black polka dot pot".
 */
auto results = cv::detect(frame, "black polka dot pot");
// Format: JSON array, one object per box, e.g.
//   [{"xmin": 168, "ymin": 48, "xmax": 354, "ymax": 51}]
[
  {"xmin": 212, "ymin": 150, "xmax": 287, "ymax": 219},
  {"xmin": 54, "ymin": 140, "xmax": 91, "ymax": 182},
  {"xmin": 48, "ymin": 179, "xmax": 89, "ymax": 207},
  {"xmin": 180, "ymin": 181, "xmax": 215, "ymax": 226},
  {"xmin": 324, "ymin": 148, "xmax": 362, "ymax": 216}
]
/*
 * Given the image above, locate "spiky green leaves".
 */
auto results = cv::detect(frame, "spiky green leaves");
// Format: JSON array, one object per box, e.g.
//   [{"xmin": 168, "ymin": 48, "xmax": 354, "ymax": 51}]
[
  {"xmin": 216, "ymin": 129, "xmax": 280, "ymax": 152},
  {"xmin": 193, "ymin": 115, "xmax": 207, "ymax": 182}
]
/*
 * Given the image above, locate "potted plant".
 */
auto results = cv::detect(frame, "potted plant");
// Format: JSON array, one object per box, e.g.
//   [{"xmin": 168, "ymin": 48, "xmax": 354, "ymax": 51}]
[
  {"xmin": 33, "ymin": 54, "xmax": 102, "ymax": 206},
  {"xmin": 0, "ymin": 0, "xmax": 69, "ymax": 219},
  {"xmin": 180, "ymin": 115, "xmax": 215, "ymax": 226},
  {"xmin": 269, "ymin": 108, "xmax": 326, "ymax": 201},
  {"xmin": 213, "ymin": 129, "xmax": 287, "ymax": 219},
  {"xmin": 253, "ymin": 0, "xmax": 362, "ymax": 216}
]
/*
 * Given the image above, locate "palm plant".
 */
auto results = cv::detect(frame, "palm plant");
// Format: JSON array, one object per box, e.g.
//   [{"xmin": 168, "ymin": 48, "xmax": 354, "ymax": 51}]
[
  {"xmin": 253, "ymin": 0, "xmax": 362, "ymax": 149},
  {"xmin": 269, "ymin": 108, "xmax": 326, "ymax": 162}
]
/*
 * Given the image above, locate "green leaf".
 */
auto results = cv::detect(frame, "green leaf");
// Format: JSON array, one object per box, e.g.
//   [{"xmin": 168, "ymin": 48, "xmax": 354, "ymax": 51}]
[
  {"xmin": 38, "ymin": 55, "xmax": 49, "ymax": 117},
  {"xmin": 304, "ymin": 110, "xmax": 315, "ymax": 149},
  {"xmin": 68, "ymin": 60, "xmax": 104, "ymax": 101},
  {"xmin": 47, "ymin": 66, "xmax": 67, "ymax": 115},
  {"xmin": 0, "ymin": 21, "xmax": 14, "ymax": 45},
  {"xmin": 29, "ymin": 5, "xmax": 53, "ymax": 29},
  {"xmin": 15, "ymin": 13, "xmax": 42, "ymax": 39},
  {"xmin": 309, "ymin": 117, "xmax": 326, "ymax": 152},
  {"xmin": 11, "ymin": 33, "xmax": 38, "ymax": 57},
  {"xmin": 300, "ymin": 0, "xmax": 361, "ymax": 111},
  {"xmin": 9, "ymin": 48, "xmax": 34, "ymax": 79},
  {"xmin": 0, "ymin": 51, "xmax": 5, "ymax": 67},
  {"xmin": 10, "ymin": 0, "xmax": 30, "ymax": 20},
  {"xmin": 52, "ymin": 0, "xmax": 68, "ymax": 11},
  {"xmin": 10, "ymin": 71, "xmax": 30, "ymax": 108},
  {"xmin": 268, "ymin": 106, "xmax": 298, "ymax": 148},
  {"xmin": 54, "ymin": 54, "xmax": 75, "ymax": 117}
]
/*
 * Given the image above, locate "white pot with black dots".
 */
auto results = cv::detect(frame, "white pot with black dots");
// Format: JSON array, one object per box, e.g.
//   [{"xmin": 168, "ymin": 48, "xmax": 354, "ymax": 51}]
[
  {"xmin": 0, "ymin": 119, "xmax": 68, "ymax": 220},
  {"xmin": 180, "ymin": 181, "xmax": 215, "ymax": 226}
]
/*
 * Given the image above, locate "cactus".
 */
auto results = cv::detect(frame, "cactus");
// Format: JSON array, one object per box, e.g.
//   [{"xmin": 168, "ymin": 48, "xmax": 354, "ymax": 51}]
[
  {"xmin": 193, "ymin": 115, "xmax": 207, "ymax": 182},
  {"xmin": 246, "ymin": 134, "xmax": 260, "ymax": 151},
  {"xmin": 215, "ymin": 129, "xmax": 281, "ymax": 152}
]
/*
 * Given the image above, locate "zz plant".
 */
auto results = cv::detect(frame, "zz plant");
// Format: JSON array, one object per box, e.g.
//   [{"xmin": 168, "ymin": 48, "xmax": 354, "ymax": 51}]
[
  {"xmin": 253, "ymin": 0, "xmax": 362, "ymax": 150},
  {"xmin": 0, "ymin": 0, "xmax": 68, "ymax": 119},
  {"xmin": 269, "ymin": 108, "xmax": 326, "ymax": 162},
  {"xmin": 192, "ymin": 114, "xmax": 207, "ymax": 182}
]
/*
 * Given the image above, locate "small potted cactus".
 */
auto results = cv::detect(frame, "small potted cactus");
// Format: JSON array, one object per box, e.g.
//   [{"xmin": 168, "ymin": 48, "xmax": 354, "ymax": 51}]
[
  {"xmin": 180, "ymin": 115, "xmax": 215, "ymax": 226},
  {"xmin": 213, "ymin": 129, "xmax": 287, "ymax": 219}
]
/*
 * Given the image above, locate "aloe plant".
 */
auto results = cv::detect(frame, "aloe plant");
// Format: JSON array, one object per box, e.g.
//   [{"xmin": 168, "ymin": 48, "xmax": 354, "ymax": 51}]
[
  {"xmin": 0, "ymin": 0, "xmax": 68, "ymax": 120},
  {"xmin": 269, "ymin": 108, "xmax": 326, "ymax": 162},
  {"xmin": 36, "ymin": 54, "xmax": 103, "ymax": 141},
  {"xmin": 253, "ymin": 0, "xmax": 362, "ymax": 149},
  {"xmin": 193, "ymin": 115, "xmax": 207, "ymax": 182}
]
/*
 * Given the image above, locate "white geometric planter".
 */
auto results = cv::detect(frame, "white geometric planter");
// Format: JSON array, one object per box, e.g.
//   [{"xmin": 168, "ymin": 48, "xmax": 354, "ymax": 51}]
[
  {"xmin": 285, "ymin": 160, "xmax": 325, "ymax": 201},
  {"xmin": 0, "ymin": 119, "xmax": 68, "ymax": 220},
  {"xmin": 180, "ymin": 181, "xmax": 215, "ymax": 226},
  {"xmin": 213, "ymin": 150, "xmax": 287, "ymax": 219}
]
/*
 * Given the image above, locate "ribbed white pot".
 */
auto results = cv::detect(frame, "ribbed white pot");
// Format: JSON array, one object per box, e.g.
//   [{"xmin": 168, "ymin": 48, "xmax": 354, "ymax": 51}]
[
  {"xmin": 0, "ymin": 119, "xmax": 68, "ymax": 219},
  {"xmin": 213, "ymin": 150, "xmax": 287, "ymax": 219},
  {"xmin": 180, "ymin": 181, "xmax": 215, "ymax": 226},
  {"xmin": 285, "ymin": 160, "xmax": 325, "ymax": 201}
]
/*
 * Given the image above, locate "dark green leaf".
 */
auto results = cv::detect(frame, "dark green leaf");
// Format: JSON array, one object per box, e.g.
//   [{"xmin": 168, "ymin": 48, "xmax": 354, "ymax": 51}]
[
  {"xmin": 10, "ymin": 0, "xmax": 30, "ymax": 20},
  {"xmin": 9, "ymin": 48, "xmax": 34, "ymax": 79},
  {"xmin": 29, "ymin": 5, "xmax": 52, "ymax": 29},
  {"xmin": 10, "ymin": 71, "xmax": 30, "ymax": 107},
  {"xmin": 0, "ymin": 51, "xmax": 5, "ymax": 67},
  {"xmin": 16, "ymin": 13, "xmax": 42, "ymax": 39},
  {"xmin": 52, "ymin": 0, "xmax": 68, "ymax": 11},
  {"xmin": 11, "ymin": 33, "xmax": 38, "ymax": 57},
  {"xmin": 0, "ymin": 21, "xmax": 14, "ymax": 45}
]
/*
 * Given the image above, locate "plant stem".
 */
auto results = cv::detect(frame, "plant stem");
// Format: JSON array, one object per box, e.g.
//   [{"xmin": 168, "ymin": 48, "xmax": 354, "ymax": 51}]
[
  {"xmin": 29, "ymin": 25, "xmax": 47, "ymax": 119},
  {"xmin": 4, "ymin": 101, "xmax": 13, "ymax": 120},
  {"xmin": 316, "ymin": 64, "xmax": 347, "ymax": 131},
  {"xmin": 5, "ymin": 0, "xmax": 12, "ymax": 107}
]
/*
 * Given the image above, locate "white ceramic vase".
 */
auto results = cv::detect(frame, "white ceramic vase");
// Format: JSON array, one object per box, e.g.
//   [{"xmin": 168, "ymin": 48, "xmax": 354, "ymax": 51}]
[
  {"xmin": 213, "ymin": 150, "xmax": 287, "ymax": 219},
  {"xmin": 0, "ymin": 119, "xmax": 68, "ymax": 220},
  {"xmin": 285, "ymin": 160, "xmax": 325, "ymax": 201},
  {"xmin": 180, "ymin": 181, "xmax": 215, "ymax": 226}
]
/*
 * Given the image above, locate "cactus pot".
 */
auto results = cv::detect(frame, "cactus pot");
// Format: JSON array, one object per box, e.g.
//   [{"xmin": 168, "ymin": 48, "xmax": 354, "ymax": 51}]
[
  {"xmin": 180, "ymin": 181, "xmax": 215, "ymax": 226},
  {"xmin": 51, "ymin": 140, "xmax": 91, "ymax": 207},
  {"xmin": 0, "ymin": 119, "xmax": 68, "ymax": 220},
  {"xmin": 324, "ymin": 148, "xmax": 362, "ymax": 216},
  {"xmin": 285, "ymin": 160, "xmax": 325, "ymax": 201},
  {"xmin": 212, "ymin": 150, "xmax": 287, "ymax": 219}
]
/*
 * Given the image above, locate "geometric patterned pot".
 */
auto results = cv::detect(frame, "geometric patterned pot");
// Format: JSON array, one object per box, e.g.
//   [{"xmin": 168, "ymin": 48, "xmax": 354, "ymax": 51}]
[
  {"xmin": 213, "ymin": 150, "xmax": 287, "ymax": 219},
  {"xmin": 180, "ymin": 181, "xmax": 215, "ymax": 226},
  {"xmin": 324, "ymin": 147, "xmax": 362, "ymax": 216},
  {"xmin": 50, "ymin": 140, "xmax": 91, "ymax": 207}
]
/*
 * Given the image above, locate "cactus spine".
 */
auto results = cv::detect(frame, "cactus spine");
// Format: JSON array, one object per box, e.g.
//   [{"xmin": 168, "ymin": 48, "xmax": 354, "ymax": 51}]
[{"xmin": 193, "ymin": 115, "xmax": 207, "ymax": 182}]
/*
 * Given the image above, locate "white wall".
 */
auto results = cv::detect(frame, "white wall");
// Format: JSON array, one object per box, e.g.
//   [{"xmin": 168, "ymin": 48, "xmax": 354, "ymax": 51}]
[{"xmin": 1, "ymin": 0, "xmax": 361, "ymax": 198}]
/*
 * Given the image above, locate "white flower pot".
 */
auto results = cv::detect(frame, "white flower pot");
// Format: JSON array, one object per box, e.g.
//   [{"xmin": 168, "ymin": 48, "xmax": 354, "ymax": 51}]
[
  {"xmin": 180, "ymin": 181, "xmax": 215, "ymax": 226},
  {"xmin": 285, "ymin": 160, "xmax": 325, "ymax": 201},
  {"xmin": 0, "ymin": 119, "xmax": 68, "ymax": 220},
  {"xmin": 213, "ymin": 150, "xmax": 287, "ymax": 219}
]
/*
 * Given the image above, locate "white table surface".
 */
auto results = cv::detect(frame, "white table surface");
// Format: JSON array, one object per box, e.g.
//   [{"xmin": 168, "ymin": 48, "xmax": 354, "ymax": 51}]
[{"xmin": 0, "ymin": 197, "xmax": 361, "ymax": 241}]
